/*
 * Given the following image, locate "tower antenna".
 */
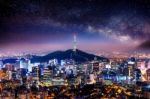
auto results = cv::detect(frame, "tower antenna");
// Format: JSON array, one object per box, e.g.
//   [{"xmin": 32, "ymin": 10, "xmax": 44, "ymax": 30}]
[{"xmin": 73, "ymin": 33, "xmax": 77, "ymax": 52}]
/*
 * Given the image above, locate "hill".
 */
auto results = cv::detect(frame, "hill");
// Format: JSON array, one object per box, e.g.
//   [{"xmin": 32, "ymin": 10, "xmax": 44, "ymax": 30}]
[{"xmin": 31, "ymin": 49, "xmax": 108, "ymax": 63}]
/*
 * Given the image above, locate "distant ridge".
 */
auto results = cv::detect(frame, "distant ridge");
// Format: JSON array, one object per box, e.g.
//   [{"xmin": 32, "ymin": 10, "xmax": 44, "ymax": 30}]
[
  {"xmin": 138, "ymin": 40, "xmax": 150, "ymax": 50},
  {"xmin": 31, "ymin": 49, "xmax": 109, "ymax": 63}
]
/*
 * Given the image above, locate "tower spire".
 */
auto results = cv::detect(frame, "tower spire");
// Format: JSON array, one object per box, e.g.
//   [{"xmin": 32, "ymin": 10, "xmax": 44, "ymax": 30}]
[{"xmin": 73, "ymin": 33, "xmax": 77, "ymax": 52}]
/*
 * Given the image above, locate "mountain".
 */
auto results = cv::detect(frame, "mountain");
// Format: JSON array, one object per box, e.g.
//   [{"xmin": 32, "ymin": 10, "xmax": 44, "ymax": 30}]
[
  {"xmin": 138, "ymin": 40, "xmax": 150, "ymax": 50},
  {"xmin": 31, "ymin": 49, "xmax": 108, "ymax": 63}
]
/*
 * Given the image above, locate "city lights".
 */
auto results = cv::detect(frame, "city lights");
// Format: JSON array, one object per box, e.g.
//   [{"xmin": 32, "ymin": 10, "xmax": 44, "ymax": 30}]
[{"xmin": 0, "ymin": 0, "xmax": 150, "ymax": 98}]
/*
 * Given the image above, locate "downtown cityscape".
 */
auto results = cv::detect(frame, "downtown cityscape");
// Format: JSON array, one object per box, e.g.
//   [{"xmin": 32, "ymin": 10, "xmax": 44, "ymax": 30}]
[{"xmin": 0, "ymin": 0, "xmax": 150, "ymax": 99}]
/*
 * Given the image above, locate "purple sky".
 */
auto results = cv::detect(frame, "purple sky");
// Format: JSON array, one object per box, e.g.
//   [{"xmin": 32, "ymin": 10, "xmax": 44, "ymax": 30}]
[{"xmin": 0, "ymin": 0, "xmax": 150, "ymax": 55}]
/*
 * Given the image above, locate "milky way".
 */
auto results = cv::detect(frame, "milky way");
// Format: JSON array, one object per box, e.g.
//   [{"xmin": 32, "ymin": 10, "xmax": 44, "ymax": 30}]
[{"xmin": 0, "ymin": 0, "xmax": 150, "ymax": 54}]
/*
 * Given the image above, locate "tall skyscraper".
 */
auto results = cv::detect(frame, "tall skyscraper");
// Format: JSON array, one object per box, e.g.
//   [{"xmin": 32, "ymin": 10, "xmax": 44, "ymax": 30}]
[{"xmin": 73, "ymin": 33, "xmax": 77, "ymax": 52}]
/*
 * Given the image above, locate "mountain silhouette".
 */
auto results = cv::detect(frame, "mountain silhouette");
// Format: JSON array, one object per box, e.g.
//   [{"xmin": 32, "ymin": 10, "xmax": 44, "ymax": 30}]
[{"xmin": 31, "ymin": 49, "xmax": 108, "ymax": 63}]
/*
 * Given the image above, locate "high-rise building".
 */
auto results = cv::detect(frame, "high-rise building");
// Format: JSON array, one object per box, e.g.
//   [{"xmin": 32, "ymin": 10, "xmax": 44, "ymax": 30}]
[
  {"xmin": 92, "ymin": 62, "xmax": 100, "ymax": 72},
  {"xmin": 146, "ymin": 69, "xmax": 150, "ymax": 81},
  {"xmin": 61, "ymin": 60, "xmax": 66, "ymax": 66},
  {"xmin": 49, "ymin": 59, "xmax": 58, "ymax": 66},
  {"xmin": 20, "ymin": 58, "xmax": 30, "ymax": 69},
  {"xmin": 148, "ymin": 60, "xmax": 150, "ymax": 69},
  {"xmin": 15, "ymin": 58, "xmax": 30, "ymax": 70},
  {"xmin": 32, "ymin": 66, "xmax": 40, "ymax": 81},
  {"xmin": 0, "ymin": 70, "xmax": 7, "ymax": 80},
  {"xmin": 43, "ymin": 68, "xmax": 52, "ymax": 81},
  {"xmin": 4, "ymin": 63, "xmax": 15, "ymax": 71},
  {"xmin": 11, "ymin": 70, "xmax": 17, "ymax": 80}
]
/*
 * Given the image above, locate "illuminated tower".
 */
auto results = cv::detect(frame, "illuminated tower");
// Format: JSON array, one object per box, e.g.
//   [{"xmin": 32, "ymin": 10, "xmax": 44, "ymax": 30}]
[{"xmin": 73, "ymin": 33, "xmax": 77, "ymax": 52}]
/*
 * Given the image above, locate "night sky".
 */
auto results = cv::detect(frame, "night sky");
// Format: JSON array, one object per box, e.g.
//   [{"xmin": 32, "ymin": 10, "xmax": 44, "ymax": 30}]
[{"xmin": 0, "ymin": 0, "xmax": 150, "ymax": 55}]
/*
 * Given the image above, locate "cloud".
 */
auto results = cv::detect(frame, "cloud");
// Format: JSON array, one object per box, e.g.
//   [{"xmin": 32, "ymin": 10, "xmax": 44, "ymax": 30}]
[
  {"xmin": 0, "ymin": 0, "xmax": 150, "ymax": 52},
  {"xmin": 86, "ymin": 13, "xmax": 150, "ymax": 46}
]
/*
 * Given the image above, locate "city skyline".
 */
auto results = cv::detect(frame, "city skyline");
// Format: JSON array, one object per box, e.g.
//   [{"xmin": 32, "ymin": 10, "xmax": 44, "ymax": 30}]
[
  {"xmin": 0, "ymin": 1, "xmax": 150, "ymax": 98},
  {"xmin": 0, "ymin": 0, "xmax": 150, "ymax": 55}
]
